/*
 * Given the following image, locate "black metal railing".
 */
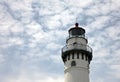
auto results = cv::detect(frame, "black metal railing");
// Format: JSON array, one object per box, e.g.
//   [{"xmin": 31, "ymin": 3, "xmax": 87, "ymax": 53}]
[
  {"xmin": 66, "ymin": 35, "xmax": 88, "ymax": 40},
  {"xmin": 62, "ymin": 43, "xmax": 92, "ymax": 53}
]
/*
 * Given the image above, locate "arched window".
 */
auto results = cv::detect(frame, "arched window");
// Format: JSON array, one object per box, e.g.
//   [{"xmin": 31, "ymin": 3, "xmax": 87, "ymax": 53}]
[
  {"xmin": 71, "ymin": 61, "xmax": 76, "ymax": 66},
  {"xmin": 85, "ymin": 55, "xmax": 88, "ymax": 61},
  {"xmin": 82, "ymin": 53, "xmax": 84, "ymax": 60},
  {"xmin": 77, "ymin": 53, "xmax": 79, "ymax": 59},
  {"xmin": 72, "ymin": 53, "xmax": 74, "ymax": 59},
  {"xmin": 68, "ymin": 55, "xmax": 70, "ymax": 60}
]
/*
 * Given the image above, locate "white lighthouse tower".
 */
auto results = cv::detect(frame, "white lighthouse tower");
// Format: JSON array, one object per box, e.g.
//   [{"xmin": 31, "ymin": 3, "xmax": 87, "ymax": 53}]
[{"xmin": 62, "ymin": 23, "xmax": 92, "ymax": 82}]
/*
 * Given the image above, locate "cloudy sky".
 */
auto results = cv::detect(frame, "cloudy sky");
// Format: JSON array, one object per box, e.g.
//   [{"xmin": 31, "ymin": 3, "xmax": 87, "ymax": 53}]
[{"xmin": 0, "ymin": 0, "xmax": 120, "ymax": 82}]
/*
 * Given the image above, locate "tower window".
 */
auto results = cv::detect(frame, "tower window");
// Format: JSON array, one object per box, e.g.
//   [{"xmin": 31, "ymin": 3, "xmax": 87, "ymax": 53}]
[
  {"xmin": 68, "ymin": 55, "xmax": 70, "ymax": 60},
  {"xmin": 86, "ymin": 55, "xmax": 88, "ymax": 61},
  {"xmin": 77, "ymin": 53, "xmax": 79, "ymax": 59},
  {"xmin": 82, "ymin": 53, "xmax": 84, "ymax": 60},
  {"xmin": 72, "ymin": 53, "xmax": 74, "ymax": 59},
  {"xmin": 65, "ymin": 56, "xmax": 67, "ymax": 62},
  {"xmin": 71, "ymin": 61, "xmax": 76, "ymax": 66}
]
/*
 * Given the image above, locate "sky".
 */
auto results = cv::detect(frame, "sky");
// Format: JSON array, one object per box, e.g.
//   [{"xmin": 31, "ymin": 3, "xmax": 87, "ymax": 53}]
[{"xmin": 0, "ymin": 0, "xmax": 120, "ymax": 82}]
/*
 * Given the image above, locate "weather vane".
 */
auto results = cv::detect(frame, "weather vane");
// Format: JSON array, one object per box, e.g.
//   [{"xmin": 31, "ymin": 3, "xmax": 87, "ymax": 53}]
[
  {"xmin": 76, "ymin": 17, "xmax": 78, "ymax": 23},
  {"xmin": 75, "ymin": 17, "xmax": 79, "ymax": 27}
]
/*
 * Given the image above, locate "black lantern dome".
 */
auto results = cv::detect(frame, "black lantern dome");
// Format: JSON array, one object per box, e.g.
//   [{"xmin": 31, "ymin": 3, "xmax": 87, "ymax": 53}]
[{"xmin": 68, "ymin": 23, "xmax": 85, "ymax": 38}]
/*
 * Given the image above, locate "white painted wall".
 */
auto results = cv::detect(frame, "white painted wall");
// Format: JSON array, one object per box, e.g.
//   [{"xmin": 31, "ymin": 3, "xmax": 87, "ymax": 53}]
[
  {"xmin": 67, "ymin": 37, "xmax": 87, "ymax": 45},
  {"xmin": 65, "ymin": 67, "xmax": 89, "ymax": 82},
  {"xmin": 64, "ymin": 53, "xmax": 89, "ymax": 70},
  {"xmin": 64, "ymin": 36, "xmax": 90, "ymax": 82},
  {"xmin": 64, "ymin": 53, "xmax": 90, "ymax": 82}
]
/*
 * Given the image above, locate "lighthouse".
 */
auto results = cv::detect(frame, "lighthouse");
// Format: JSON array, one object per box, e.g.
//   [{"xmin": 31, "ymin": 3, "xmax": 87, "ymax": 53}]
[{"xmin": 61, "ymin": 23, "xmax": 92, "ymax": 82}]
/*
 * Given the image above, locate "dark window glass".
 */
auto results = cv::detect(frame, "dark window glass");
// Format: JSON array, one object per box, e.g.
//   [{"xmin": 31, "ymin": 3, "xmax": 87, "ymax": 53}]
[
  {"xmin": 86, "ymin": 55, "xmax": 88, "ymax": 61},
  {"xmin": 65, "ymin": 56, "xmax": 67, "ymax": 62},
  {"xmin": 68, "ymin": 55, "xmax": 70, "ymax": 60},
  {"xmin": 71, "ymin": 61, "xmax": 76, "ymax": 66},
  {"xmin": 72, "ymin": 53, "xmax": 74, "ymax": 59},
  {"xmin": 82, "ymin": 53, "xmax": 84, "ymax": 60},
  {"xmin": 77, "ymin": 53, "xmax": 79, "ymax": 59}
]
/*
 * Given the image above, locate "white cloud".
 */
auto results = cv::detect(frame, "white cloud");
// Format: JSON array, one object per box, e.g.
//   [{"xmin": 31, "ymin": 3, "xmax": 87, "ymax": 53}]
[
  {"xmin": 87, "ymin": 16, "xmax": 110, "ymax": 30},
  {"xmin": 46, "ymin": 42, "xmax": 62, "ymax": 51},
  {"xmin": 5, "ymin": 76, "xmax": 64, "ymax": 82},
  {"xmin": 45, "ymin": 15, "xmax": 61, "ymax": 29},
  {"xmin": 64, "ymin": 0, "xmax": 92, "ymax": 8},
  {"xmin": 59, "ymin": 9, "xmax": 78, "ymax": 27},
  {"xmin": 111, "ymin": 0, "xmax": 120, "ymax": 10},
  {"xmin": 109, "ymin": 65, "xmax": 120, "ymax": 79},
  {"xmin": 105, "ymin": 25, "xmax": 120, "ymax": 40},
  {"xmin": 9, "ymin": 37, "xmax": 24, "ymax": 45},
  {"xmin": 3, "ymin": 67, "xmax": 64, "ymax": 82},
  {"xmin": 10, "ymin": 23, "xmax": 24, "ymax": 33},
  {"xmin": 4, "ymin": 0, "xmax": 32, "ymax": 11},
  {"xmin": 0, "ymin": 0, "xmax": 120, "ymax": 82},
  {"xmin": 32, "ymin": 0, "xmax": 65, "ymax": 16},
  {"xmin": 0, "ymin": 54, "xmax": 5, "ymax": 64}
]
